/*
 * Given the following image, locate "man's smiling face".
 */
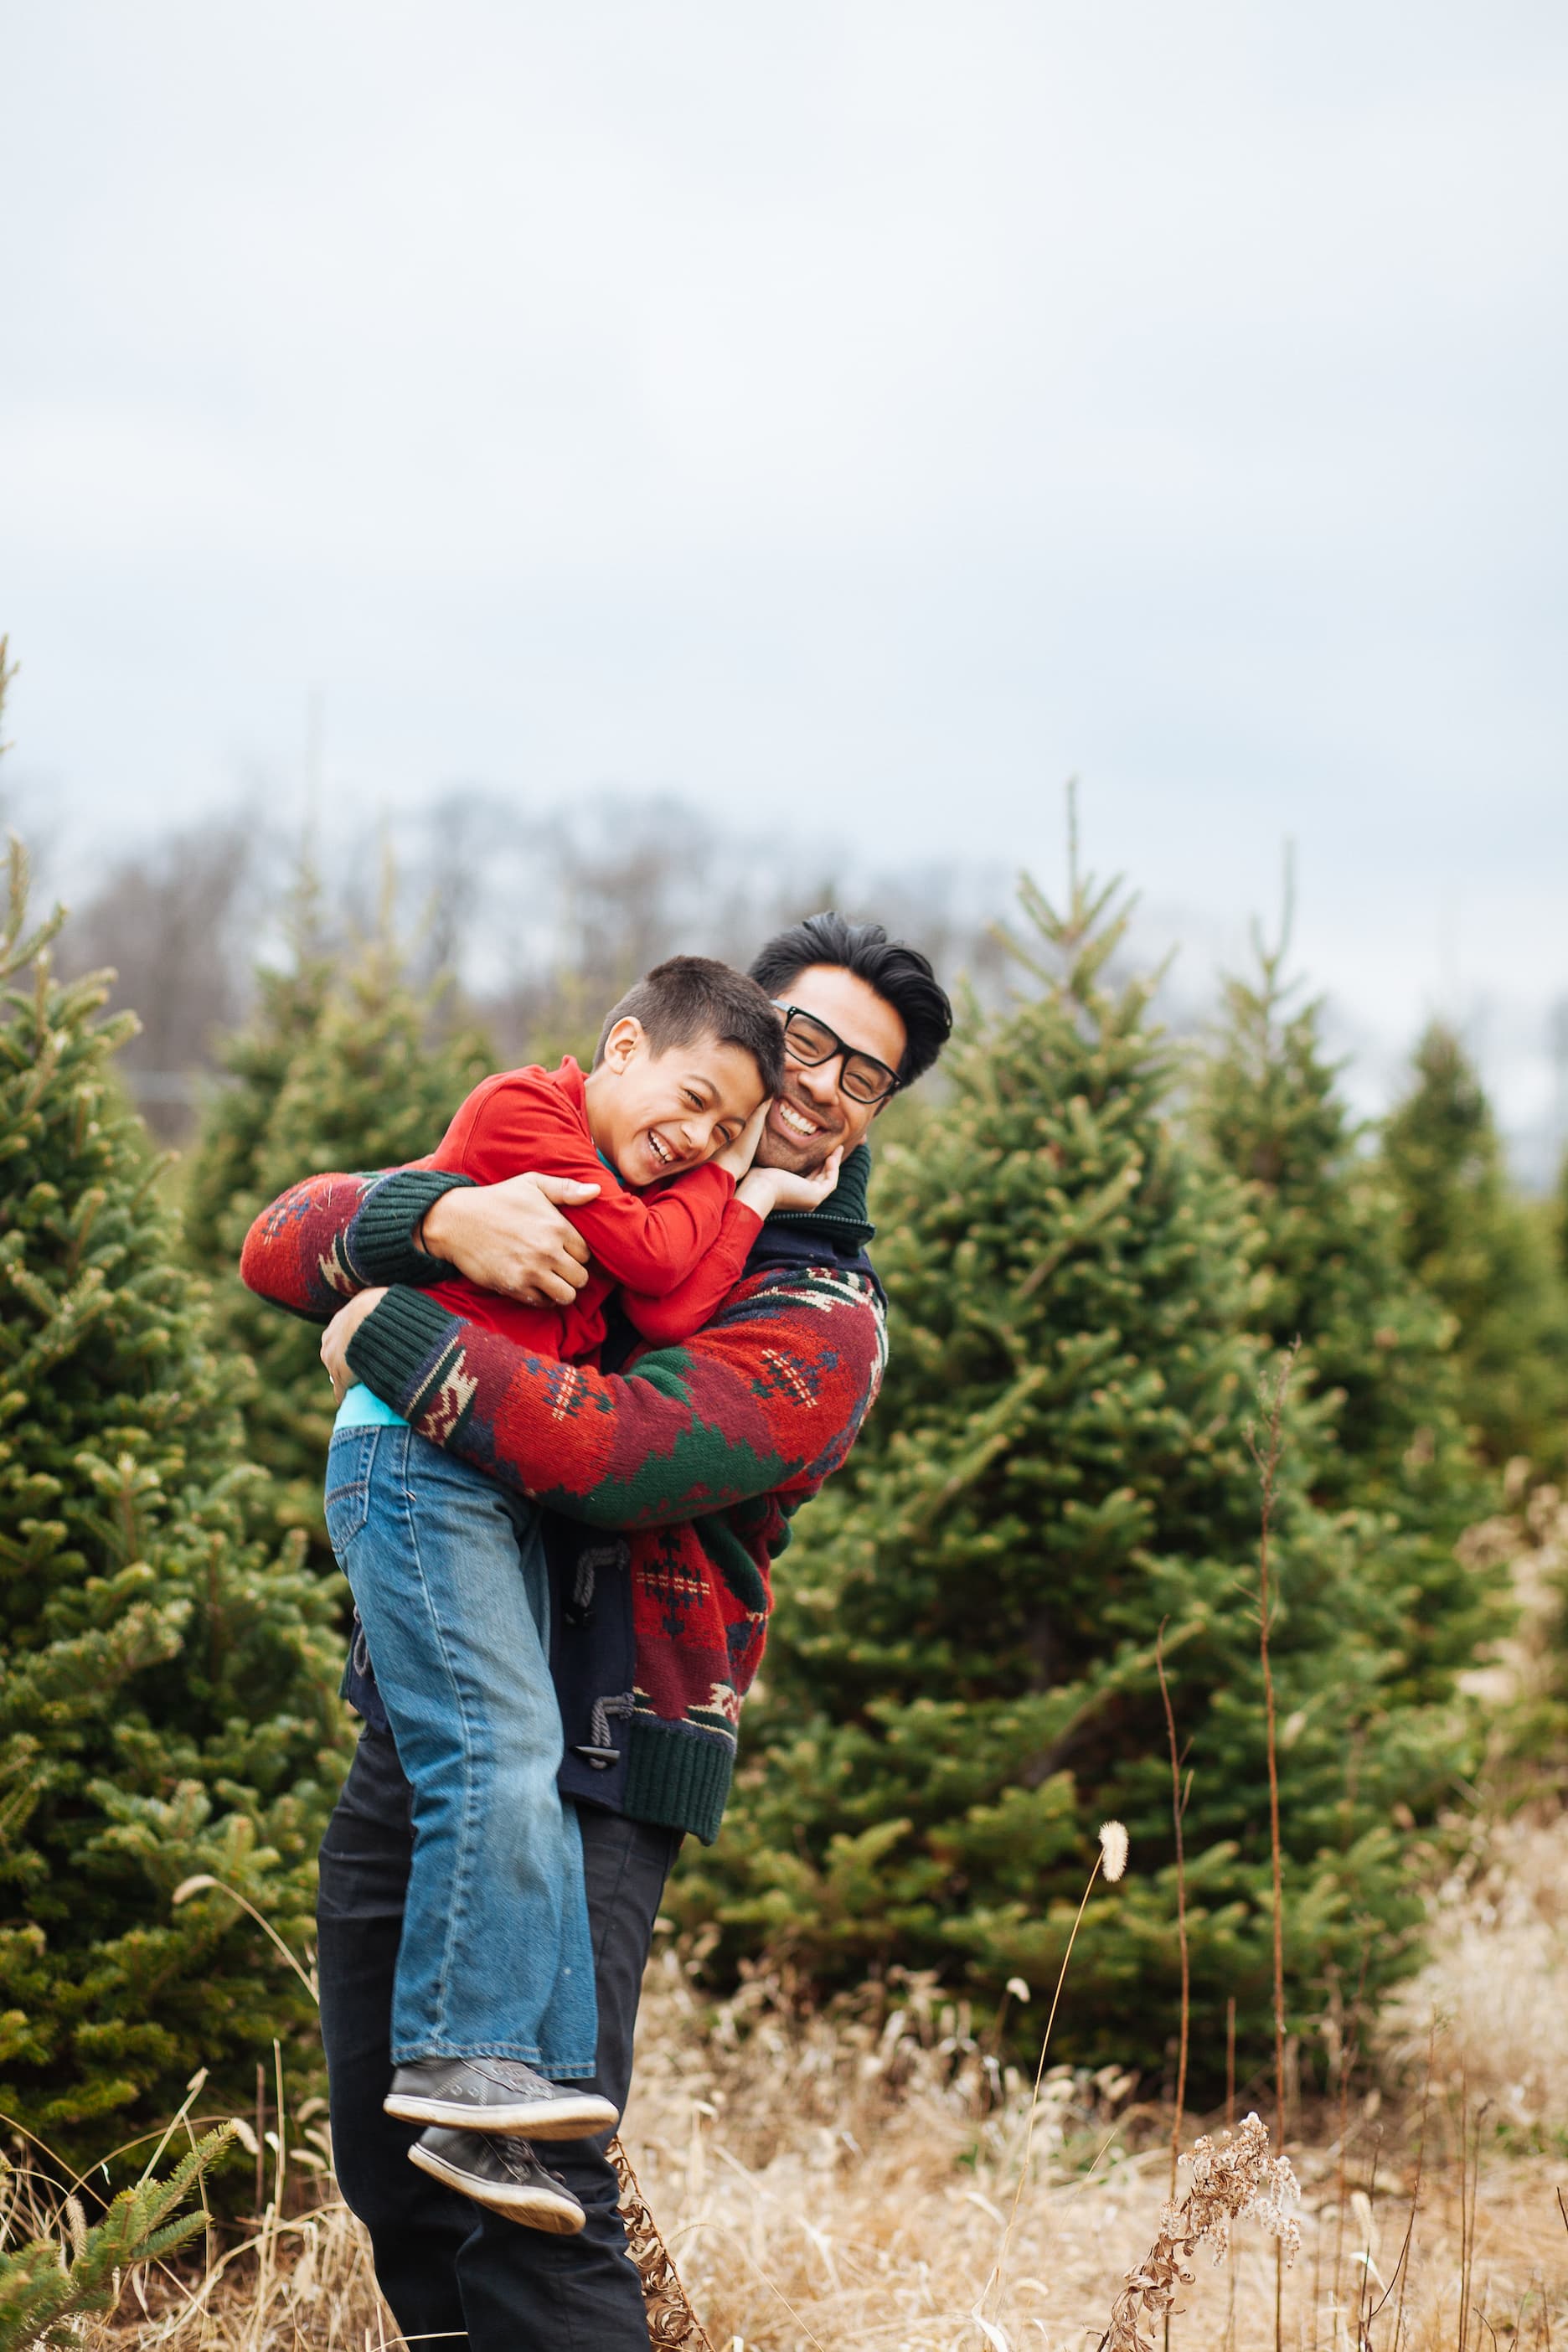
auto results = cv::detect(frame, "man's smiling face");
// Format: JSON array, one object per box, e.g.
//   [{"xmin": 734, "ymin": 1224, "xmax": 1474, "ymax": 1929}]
[{"xmin": 755, "ymin": 962, "xmax": 909, "ymax": 1175}]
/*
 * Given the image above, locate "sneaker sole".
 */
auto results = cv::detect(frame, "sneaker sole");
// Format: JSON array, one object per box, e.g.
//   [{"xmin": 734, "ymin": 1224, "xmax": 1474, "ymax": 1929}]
[
  {"xmin": 385, "ymin": 2090, "xmax": 619, "ymax": 2140},
  {"xmin": 407, "ymin": 2139, "xmax": 585, "ymax": 2233}
]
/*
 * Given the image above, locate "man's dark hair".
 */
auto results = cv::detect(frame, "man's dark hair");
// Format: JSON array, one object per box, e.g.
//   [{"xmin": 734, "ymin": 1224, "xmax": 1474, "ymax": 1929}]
[
  {"xmin": 593, "ymin": 957, "xmax": 786, "ymax": 1095},
  {"xmin": 748, "ymin": 912, "xmax": 952, "ymax": 1087}
]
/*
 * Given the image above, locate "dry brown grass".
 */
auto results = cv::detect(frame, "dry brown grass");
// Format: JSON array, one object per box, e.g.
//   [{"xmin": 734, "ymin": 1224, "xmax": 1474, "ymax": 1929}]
[
  {"xmin": 12, "ymin": 1483, "xmax": 1568, "ymax": 2352},
  {"xmin": 1385, "ymin": 1809, "xmax": 1568, "ymax": 2137},
  {"xmin": 13, "ymin": 1812, "xmax": 1565, "ymax": 2352}
]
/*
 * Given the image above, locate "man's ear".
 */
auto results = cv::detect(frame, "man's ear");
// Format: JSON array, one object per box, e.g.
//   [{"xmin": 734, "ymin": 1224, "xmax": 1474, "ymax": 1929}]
[{"xmin": 600, "ymin": 1017, "xmax": 644, "ymax": 1073}]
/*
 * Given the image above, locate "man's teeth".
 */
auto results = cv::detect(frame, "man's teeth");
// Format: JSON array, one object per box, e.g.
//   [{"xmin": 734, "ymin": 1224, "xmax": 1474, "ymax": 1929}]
[{"xmin": 777, "ymin": 1102, "xmax": 820, "ymax": 1137}]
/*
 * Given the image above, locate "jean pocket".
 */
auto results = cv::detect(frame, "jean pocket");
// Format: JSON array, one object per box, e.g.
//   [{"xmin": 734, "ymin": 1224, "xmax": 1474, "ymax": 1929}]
[{"xmin": 323, "ymin": 1427, "xmax": 378, "ymax": 1553}]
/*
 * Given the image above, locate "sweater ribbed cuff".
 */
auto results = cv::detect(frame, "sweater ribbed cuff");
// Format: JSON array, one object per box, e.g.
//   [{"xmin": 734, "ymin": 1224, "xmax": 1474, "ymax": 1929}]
[
  {"xmin": 623, "ymin": 1716, "xmax": 735, "ymax": 1846},
  {"xmin": 345, "ymin": 1286, "xmax": 464, "ymax": 1418},
  {"xmin": 348, "ymin": 1170, "xmax": 474, "ymax": 1288}
]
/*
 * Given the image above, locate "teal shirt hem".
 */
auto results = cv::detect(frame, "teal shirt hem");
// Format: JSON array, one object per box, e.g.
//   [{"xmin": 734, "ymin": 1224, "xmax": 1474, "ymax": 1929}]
[{"xmin": 333, "ymin": 1383, "xmax": 407, "ymax": 1432}]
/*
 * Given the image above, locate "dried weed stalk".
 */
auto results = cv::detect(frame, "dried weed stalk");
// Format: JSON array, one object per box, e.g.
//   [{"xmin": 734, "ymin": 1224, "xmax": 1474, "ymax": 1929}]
[
  {"xmin": 609, "ymin": 2138, "xmax": 717, "ymax": 2351},
  {"xmin": 1246, "ymin": 1342, "xmax": 1298, "ymax": 2151},
  {"xmin": 1099, "ymin": 2112, "xmax": 1302, "ymax": 2352},
  {"xmin": 1156, "ymin": 1621, "xmax": 1191, "ymax": 2193}
]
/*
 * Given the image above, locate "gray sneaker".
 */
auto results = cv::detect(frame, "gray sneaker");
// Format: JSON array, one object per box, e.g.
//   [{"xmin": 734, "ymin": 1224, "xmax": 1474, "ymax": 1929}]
[
  {"xmin": 408, "ymin": 2128, "xmax": 586, "ymax": 2233},
  {"xmin": 384, "ymin": 2056, "xmax": 618, "ymax": 2139}
]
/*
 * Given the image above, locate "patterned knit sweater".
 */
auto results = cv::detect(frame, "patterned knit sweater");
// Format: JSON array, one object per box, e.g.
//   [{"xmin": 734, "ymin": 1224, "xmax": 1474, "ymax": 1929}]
[{"xmin": 238, "ymin": 1153, "xmax": 887, "ymax": 1841}]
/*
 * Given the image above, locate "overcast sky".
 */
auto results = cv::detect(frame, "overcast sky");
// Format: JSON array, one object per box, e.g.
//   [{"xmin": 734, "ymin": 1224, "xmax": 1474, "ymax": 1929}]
[{"xmin": 3, "ymin": 3, "xmax": 1565, "ymax": 1148}]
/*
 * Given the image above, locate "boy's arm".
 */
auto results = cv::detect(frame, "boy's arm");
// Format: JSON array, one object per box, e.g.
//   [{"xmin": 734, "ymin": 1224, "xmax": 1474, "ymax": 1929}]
[
  {"xmin": 619, "ymin": 1196, "xmax": 764, "ymax": 1347},
  {"xmin": 617, "ymin": 1148, "xmax": 844, "ymax": 1344},
  {"xmin": 456, "ymin": 1073, "xmax": 741, "ymax": 1297},
  {"xmin": 340, "ymin": 1269, "xmax": 885, "ymax": 1529}
]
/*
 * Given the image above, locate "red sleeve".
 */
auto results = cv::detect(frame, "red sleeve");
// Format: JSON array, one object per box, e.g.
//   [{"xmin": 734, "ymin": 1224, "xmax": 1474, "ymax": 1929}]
[
  {"xmin": 238, "ymin": 1165, "xmax": 455, "ymax": 1317},
  {"xmin": 620, "ymin": 1197, "xmax": 764, "ymax": 1346},
  {"xmin": 440, "ymin": 1065, "xmax": 738, "ymax": 1297}
]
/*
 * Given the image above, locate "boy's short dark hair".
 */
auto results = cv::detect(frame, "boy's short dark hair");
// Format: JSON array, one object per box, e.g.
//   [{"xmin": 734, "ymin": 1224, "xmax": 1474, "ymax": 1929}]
[
  {"xmin": 594, "ymin": 957, "xmax": 786, "ymax": 1096},
  {"xmin": 748, "ymin": 911, "xmax": 952, "ymax": 1087}
]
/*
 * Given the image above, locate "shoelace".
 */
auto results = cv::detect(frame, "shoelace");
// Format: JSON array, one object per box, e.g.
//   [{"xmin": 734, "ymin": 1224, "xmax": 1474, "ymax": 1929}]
[{"xmin": 494, "ymin": 2140, "xmax": 567, "ymax": 2192}]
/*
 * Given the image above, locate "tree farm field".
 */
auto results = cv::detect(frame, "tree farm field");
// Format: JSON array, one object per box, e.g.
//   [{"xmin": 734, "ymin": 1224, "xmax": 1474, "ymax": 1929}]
[
  {"xmin": 8, "ymin": 627, "xmax": 1568, "ymax": 2352},
  {"xmin": 7, "ymin": 1792, "xmax": 1567, "ymax": 2352}
]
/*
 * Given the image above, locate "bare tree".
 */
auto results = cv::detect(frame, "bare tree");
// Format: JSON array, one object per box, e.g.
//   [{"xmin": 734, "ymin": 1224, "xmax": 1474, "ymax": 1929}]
[{"xmin": 64, "ymin": 816, "xmax": 263, "ymax": 1137}]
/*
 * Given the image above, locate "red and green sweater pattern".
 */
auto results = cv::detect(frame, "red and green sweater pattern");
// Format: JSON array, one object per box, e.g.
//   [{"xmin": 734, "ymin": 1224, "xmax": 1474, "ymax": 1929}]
[{"xmin": 239, "ymin": 1163, "xmax": 887, "ymax": 1840}]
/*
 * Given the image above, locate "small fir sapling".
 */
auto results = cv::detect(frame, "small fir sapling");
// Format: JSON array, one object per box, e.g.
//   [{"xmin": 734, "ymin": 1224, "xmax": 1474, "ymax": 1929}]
[{"xmin": 1382, "ymin": 1021, "xmax": 1568, "ymax": 1478}]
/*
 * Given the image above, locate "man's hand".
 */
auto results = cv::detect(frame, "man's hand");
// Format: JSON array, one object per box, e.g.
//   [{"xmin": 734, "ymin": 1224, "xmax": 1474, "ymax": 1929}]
[
  {"xmin": 736, "ymin": 1146, "xmax": 844, "ymax": 1220},
  {"xmin": 713, "ymin": 1099, "xmax": 770, "ymax": 1184},
  {"xmin": 322, "ymin": 1287, "xmax": 388, "ymax": 1402},
  {"xmin": 420, "ymin": 1172, "xmax": 599, "ymax": 1306}
]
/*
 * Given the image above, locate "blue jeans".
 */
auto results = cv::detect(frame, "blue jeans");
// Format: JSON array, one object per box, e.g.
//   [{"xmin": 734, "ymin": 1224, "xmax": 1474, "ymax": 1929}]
[{"xmin": 323, "ymin": 1424, "xmax": 597, "ymax": 2076}]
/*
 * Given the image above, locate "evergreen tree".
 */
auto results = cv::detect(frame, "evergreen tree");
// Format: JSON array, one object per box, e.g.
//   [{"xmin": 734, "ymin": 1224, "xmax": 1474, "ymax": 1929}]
[
  {"xmin": 0, "ymin": 838, "xmax": 346, "ymax": 2165},
  {"xmin": 1195, "ymin": 915, "xmax": 1496, "ymax": 1700},
  {"xmin": 182, "ymin": 905, "xmax": 490, "ymax": 1571},
  {"xmin": 0, "ymin": 2124, "xmax": 235, "ymax": 2349},
  {"xmin": 680, "ymin": 863, "xmax": 1473, "ymax": 2089},
  {"xmin": 1382, "ymin": 1024, "xmax": 1568, "ymax": 1476}
]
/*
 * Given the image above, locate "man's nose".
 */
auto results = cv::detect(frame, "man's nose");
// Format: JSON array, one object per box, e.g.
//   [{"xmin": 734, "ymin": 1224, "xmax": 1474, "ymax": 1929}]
[{"xmin": 792, "ymin": 1057, "xmax": 841, "ymax": 1106}]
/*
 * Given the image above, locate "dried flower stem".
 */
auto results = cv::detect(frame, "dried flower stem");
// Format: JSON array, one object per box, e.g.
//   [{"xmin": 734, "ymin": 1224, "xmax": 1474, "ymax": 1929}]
[
  {"xmin": 1225, "ymin": 1995, "xmax": 1235, "ymax": 2128},
  {"xmin": 990, "ymin": 1825, "xmax": 1127, "ymax": 2323},
  {"xmin": 1332, "ymin": 1947, "xmax": 1369, "ymax": 2324},
  {"xmin": 1356, "ymin": 2134, "xmax": 1383, "ymax": 2348},
  {"xmin": 609, "ymin": 2138, "xmax": 718, "ymax": 2350},
  {"xmin": 1157, "ymin": 1621, "xmax": 1190, "ymax": 2197},
  {"xmin": 1246, "ymin": 1341, "xmax": 1298, "ymax": 2152},
  {"xmin": 1097, "ymin": 2112, "xmax": 1301, "ymax": 2352},
  {"xmin": 1386, "ymin": 2027, "xmax": 1433, "ymax": 2352}
]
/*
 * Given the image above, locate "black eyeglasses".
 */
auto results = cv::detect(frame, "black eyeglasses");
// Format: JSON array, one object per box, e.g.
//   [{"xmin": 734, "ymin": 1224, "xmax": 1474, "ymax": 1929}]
[{"xmin": 772, "ymin": 1004, "xmax": 901, "ymax": 1104}]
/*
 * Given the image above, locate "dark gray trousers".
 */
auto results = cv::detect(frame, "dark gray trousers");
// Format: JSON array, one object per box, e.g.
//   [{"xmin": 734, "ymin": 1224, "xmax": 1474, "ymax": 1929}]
[{"xmin": 317, "ymin": 1724, "xmax": 680, "ymax": 2350}]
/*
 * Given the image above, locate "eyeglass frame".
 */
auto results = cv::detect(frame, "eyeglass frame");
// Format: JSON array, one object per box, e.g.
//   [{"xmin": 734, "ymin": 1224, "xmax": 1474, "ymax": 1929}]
[{"xmin": 771, "ymin": 1002, "xmax": 903, "ymax": 1105}]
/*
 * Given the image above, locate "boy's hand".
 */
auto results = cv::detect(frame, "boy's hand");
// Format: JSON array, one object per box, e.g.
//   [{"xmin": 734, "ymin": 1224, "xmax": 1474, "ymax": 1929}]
[
  {"xmin": 737, "ymin": 1146, "xmax": 844, "ymax": 1220},
  {"xmin": 713, "ymin": 1097, "xmax": 770, "ymax": 1183},
  {"xmin": 321, "ymin": 1287, "xmax": 387, "ymax": 1401},
  {"xmin": 420, "ymin": 1172, "xmax": 598, "ymax": 1306}
]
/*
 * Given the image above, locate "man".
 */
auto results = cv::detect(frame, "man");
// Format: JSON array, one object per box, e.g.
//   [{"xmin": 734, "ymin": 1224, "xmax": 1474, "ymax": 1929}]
[{"xmin": 240, "ymin": 913, "xmax": 952, "ymax": 2347}]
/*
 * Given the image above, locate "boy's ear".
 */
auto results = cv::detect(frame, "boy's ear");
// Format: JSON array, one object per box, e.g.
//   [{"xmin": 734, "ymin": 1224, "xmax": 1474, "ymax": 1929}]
[{"xmin": 600, "ymin": 1016, "xmax": 645, "ymax": 1073}]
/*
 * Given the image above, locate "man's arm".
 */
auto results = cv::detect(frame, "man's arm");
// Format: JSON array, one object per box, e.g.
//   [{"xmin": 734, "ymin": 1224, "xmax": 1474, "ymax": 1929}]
[
  {"xmin": 335, "ymin": 1267, "xmax": 886, "ymax": 1531},
  {"xmin": 238, "ymin": 1167, "xmax": 598, "ymax": 1318}
]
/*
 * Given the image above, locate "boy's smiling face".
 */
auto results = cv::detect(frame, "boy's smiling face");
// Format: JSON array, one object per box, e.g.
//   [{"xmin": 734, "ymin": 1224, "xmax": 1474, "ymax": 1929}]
[{"xmin": 588, "ymin": 1021, "xmax": 767, "ymax": 1189}]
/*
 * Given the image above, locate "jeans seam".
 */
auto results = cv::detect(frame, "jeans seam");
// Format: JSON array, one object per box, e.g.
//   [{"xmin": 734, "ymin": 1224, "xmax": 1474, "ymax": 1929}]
[{"xmin": 324, "ymin": 1426, "xmax": 379, "ymax": 1545}]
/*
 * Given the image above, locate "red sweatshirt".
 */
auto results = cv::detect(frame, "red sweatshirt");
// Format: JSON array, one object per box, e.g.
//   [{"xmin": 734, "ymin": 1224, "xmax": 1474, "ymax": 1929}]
[{"xmin": 423, "ymin": 1056, "xmax": 763, "ymax": 1361}]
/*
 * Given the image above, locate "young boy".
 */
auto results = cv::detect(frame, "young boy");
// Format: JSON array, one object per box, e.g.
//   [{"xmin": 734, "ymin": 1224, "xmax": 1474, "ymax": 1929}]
[{"xmin": 317, "ymin": 958, "xmax": 835, "ymax": 2233}]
